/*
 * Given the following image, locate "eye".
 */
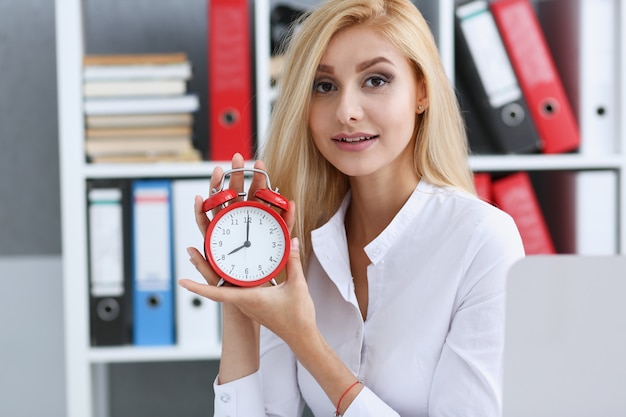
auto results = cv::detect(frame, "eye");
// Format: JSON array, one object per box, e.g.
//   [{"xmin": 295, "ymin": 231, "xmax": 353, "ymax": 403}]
[
  {"xmin": 364, "ymin": 74, "xmax": 391, "ymax": 88},
  {"xmin": 313, "ymin": 79, "xmax": 336, "ymax": 93}
]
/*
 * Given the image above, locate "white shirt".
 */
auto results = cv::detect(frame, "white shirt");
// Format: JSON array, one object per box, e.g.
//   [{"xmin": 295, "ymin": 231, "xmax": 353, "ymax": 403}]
[{"xmin": 214, "ymin": 179, "xmax": 525, "ymax": 417}]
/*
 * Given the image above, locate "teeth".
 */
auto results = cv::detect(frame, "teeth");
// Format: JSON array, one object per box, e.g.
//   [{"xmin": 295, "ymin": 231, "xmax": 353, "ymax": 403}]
[{"xmin": 340, "ymin": 135, "xmax": 375, "ymax": 142}]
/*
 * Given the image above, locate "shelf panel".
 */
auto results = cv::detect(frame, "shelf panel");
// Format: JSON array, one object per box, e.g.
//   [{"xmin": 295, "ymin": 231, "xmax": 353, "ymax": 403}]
[
  {"xmin": 84, "ymin": 161, "xmax": 256, "ymax": 179},
  {"xmin": 469, "ymin": 154, "xmax": 625, "ymax": 172},
  {"xmin": 88, "ymin": 344, "xmax": 221, "ymax": 364}
]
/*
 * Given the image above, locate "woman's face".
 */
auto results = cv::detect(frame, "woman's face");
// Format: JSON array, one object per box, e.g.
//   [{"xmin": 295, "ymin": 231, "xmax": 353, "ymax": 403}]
[{"xmin": 309, "ymin": 25, "xmax": 426, "ymax": 179}]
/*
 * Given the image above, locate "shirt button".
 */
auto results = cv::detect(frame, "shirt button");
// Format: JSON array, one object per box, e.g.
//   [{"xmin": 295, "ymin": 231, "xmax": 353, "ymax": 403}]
[{"xmin": 220, "ymin": 393, "xmax": 231, "ymax": 403}]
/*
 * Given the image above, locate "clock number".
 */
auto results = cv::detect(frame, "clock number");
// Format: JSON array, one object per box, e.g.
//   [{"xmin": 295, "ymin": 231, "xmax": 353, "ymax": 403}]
[
  {"xmin": 222, "ymin": 228, "xmax": 231, "ymax": 235},
  {"xmin": 258, "ymin": 264, "xmax": 262, "ymax": 271},
  {"xmin": 230, "ymin": 218, "xmax": 239, "ymax": 226},
  {"xmin": 271, "ymin": 242, "xmax": 276, "ymax": 248}
]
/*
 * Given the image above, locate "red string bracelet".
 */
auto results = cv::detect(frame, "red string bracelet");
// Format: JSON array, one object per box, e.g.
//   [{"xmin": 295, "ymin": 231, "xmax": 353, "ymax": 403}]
[{"xmin": 334, "ymin": 380, "xmax": 361, "ymax": 416}]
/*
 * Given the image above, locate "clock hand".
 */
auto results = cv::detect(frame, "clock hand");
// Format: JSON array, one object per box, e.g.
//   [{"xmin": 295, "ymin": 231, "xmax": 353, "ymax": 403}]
[
  {"xmin": 227, "ymin": 243, "xmax": 247, "ymax": 255},
  {"xmin": 246, "ymin": 214, "xmax": 250, "ymax": 242}
]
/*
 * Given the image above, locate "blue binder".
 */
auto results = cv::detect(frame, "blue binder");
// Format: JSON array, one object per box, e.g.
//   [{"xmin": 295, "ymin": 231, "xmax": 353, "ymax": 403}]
[{"xmin": 131, "ymin": 180, "xmax": 175, "ymax": 346}]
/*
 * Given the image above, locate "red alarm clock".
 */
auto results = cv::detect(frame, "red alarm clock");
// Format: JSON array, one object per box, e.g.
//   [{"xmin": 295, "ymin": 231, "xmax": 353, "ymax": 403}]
[{"xmin": 202, "ymin": 168, "xmax": 290, "ymax": 287}]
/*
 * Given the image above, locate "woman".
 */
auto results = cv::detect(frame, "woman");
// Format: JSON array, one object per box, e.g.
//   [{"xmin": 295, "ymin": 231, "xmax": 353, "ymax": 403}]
[{"xmin": 180, "ymin": 0, "xmax": 525, "ymax": 415}]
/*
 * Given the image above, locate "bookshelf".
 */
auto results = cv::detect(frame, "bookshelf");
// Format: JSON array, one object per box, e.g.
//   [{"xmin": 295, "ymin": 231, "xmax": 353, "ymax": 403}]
[{"xmin": 55, "ymin": 0, "xmax": 624, "ymax": 416}]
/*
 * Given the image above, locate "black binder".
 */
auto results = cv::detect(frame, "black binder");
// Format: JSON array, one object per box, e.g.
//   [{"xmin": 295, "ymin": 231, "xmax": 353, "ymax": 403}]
[
  {"xmin": 454, "ymin": 0, "xmax": 541, "ymax": 154},
  {"xmin": 86, "ymin": 179, "xmax": 133, "ymax": 346}
]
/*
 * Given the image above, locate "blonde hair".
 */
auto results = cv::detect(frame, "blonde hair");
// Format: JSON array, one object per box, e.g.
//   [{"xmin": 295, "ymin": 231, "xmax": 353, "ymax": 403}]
[{"xmin": 261, "ymin": 0, "xmax": 474, "ymax": 264}]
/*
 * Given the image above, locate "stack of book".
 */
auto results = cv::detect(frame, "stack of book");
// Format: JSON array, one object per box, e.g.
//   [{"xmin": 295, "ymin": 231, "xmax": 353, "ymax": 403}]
[{"xmin": 82, "ymin": 52, "xmax": 202, "ymax": 163}]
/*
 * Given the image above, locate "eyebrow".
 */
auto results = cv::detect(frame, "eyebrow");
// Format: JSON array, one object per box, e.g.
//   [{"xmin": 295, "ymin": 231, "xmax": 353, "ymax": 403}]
[{"xmin": 316, "ymin": 56, "xmax": 394, "ymax": 74}]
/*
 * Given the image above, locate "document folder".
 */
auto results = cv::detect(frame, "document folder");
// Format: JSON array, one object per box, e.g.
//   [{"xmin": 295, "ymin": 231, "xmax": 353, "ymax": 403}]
[
  {"xmin": 490, "ymin": 0, "xmax": 580, "ymax": 154},
  {"xmin": 455, "ymin": 0, "xmax": 541, "ymax": 154},
  {"xmin": 87, "ymin": 180, "xmax": 132, "ymax": 346},
  {"xmin": 131, "ymin": 180, "xmax": 175, "ymax": 346},
  {"xmin": 208, "ymin": 0, "xmax": 254, "ymax": 160}
]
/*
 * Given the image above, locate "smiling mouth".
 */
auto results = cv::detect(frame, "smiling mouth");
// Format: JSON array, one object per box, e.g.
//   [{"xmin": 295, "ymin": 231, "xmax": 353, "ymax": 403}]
[{"xmin": 335, "ymin": 135, "xmax": 378, "ymax": 143}]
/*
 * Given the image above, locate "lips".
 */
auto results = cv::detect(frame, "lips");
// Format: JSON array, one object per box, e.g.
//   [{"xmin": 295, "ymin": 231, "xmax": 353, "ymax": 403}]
[{"xmin": 333, "ymin": 135, "xmax": 379, "ymax": 143}]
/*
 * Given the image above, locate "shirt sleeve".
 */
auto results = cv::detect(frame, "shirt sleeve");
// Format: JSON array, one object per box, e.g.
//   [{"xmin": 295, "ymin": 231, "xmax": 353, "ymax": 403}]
[
  {"xmin": 213, "ymin": 326, "xmax": 305, "ymax": 417},
  {"xmin": 342, "ymin": 386, "xmax": 401, "ymax": 417},
  {"xmin": 428, "ymin": 210, "xmax": 525, "ymax": 417}
]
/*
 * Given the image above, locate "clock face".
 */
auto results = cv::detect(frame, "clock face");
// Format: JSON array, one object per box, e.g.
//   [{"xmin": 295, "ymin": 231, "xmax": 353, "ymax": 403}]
[{"xmin": 205, "ymin": 201, "xmax": 289, "ymax": 286}]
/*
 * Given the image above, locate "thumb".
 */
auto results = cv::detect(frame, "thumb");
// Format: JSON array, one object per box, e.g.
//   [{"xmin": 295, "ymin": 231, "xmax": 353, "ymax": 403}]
[{"xmin": 285, "ymin": 237, "xmax": 304, "ymax": 282}]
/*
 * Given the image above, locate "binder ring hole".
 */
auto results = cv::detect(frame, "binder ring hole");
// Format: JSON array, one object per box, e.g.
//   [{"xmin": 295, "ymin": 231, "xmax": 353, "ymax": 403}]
[
  {"xmin": 220, "ymin": 109, "xmax": 240, "ymax": 126},
  {"xmin": 192, "ymin": 297, "xmax": 203, "ymax": 308},
  {"xmin": 501, "ymin": 103, "xmax": 524, "ymax": 127},
  {"xmin": 148, "ymin": 295, "xmax": 161, "ymax": 308},
  {"xmin": 540, "ymin": 98, "xmax": 559, "ymax": 117},
  {"xmin": 97, "ymin": 298, "xmax": 120, "ymax": 322}
]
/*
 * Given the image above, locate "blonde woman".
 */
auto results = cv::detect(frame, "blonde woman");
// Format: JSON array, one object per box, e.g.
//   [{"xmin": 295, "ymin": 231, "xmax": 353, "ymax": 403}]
[{"xmin": 180, "ymin": 0, "xmax": 525, "ymax": 415}]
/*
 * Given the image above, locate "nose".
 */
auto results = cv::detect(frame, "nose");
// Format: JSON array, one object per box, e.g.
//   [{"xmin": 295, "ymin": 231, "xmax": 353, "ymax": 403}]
[{"xmin": 335, "ymin": 86, "xmax": 363, "ymax": 124}]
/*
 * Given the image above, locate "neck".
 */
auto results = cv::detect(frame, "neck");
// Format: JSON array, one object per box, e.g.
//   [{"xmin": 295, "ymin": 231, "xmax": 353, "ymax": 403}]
[{"xmin": 345, "ymin": 170, "xmax": 420, "ymax": 246}]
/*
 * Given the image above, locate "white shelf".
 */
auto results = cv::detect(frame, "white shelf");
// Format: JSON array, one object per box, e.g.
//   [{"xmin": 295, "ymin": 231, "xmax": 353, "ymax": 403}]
[
  {"xmin": 84, "ymin": 160, "xmax": 255, "ymax": 179},
  {"xmin": 469, "ymin": 154, "xmax": 625, "ymax": 172},
  {"xmin": 88, "ymin": 345, "xmax": 222, "ymax": 364}
]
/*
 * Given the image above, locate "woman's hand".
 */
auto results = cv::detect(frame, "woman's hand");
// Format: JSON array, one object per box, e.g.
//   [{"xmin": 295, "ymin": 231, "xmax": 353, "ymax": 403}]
[{"xmin": 180, "ymin": 236, "xmax": 316, "ymax": 349}]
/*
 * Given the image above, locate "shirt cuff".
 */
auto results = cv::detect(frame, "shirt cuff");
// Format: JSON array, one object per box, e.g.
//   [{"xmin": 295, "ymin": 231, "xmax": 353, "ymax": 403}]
[
  {"xmin": 213, "ymin": 371, "xmax": 265, "ymax": 417},
  {"xmin": 343, "ymin": 386, "xmax": 401, "ymax": 417}
]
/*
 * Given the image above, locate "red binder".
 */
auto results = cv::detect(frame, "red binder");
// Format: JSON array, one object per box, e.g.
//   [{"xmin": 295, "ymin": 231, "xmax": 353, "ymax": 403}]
[
  {"xmin": 208, "ymin": 0, "xmax": 254, "ymax": 160},
  {"xmin": 473, "ymin": 172, "xmax": 493, "ymax": 204},
  {"xmin": 491, "ymin": 172, "xmax": 556, "ymax": 255},
  {"xmin": 490, "ymin": 0, "xmax": 580, "ymax": 154}
]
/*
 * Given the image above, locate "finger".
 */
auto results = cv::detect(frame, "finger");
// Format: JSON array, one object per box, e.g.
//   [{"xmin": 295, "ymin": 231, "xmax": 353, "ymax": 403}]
[
  {"xmin": 228, "ymin": 153, "xmax": 246, "ymax": 202},
  {"xmin": 247, "ymin": 159, "xmax": 268, "ymax": 200},
  {"xmin": 283, "ymin": 200, "xmax": 296, "ymax": 233},
  {"xmin": 209, "ymin": 165, "xmax": 225, "ymax": 218},
  {"xmin": 194, "ymin": 195, "xmax": 210, "ymax": 238},
  {"xmin": 178, "ymin": 278, "xmax": 228, "ymax": 303},
  {"xmin": 187, "ymin": 246, "xmax": 221, "ymax": 286},
  {"xmin": 285, "ymin": 237, "xmax": 305, "ymax": 283},
  {"xmin": 178, "ymin": 276, "xmax": 259, "ymax": 305}
]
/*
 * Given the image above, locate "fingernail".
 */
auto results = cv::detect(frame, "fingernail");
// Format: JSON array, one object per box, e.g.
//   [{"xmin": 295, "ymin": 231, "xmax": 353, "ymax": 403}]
[{"xmin": 291, "ymin": 237, "xmax": 299, "ymax": 251}]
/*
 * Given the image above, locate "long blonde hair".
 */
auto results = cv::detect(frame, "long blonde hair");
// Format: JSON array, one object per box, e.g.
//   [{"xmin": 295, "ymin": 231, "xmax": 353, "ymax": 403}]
[{"xmin": 261, "ymin": 0, "xmax": 474, "ymax": 264}]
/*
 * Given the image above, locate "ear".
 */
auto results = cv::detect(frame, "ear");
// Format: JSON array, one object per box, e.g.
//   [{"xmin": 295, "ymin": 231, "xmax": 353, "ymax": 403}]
[{"xmin": 416, "ymin": 79, "xmax": 428, "ymax": 114}]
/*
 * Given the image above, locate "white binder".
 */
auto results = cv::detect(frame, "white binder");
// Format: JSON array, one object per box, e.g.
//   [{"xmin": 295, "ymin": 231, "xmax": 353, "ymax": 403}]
[{"xmin": 172, "ymin": 179, "xmax": 221, "ymax": 349}]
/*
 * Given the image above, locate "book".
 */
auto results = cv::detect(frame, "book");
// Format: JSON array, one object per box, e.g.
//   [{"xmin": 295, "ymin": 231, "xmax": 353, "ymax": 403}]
[
  {"xmin": 85, "ymin": 136, "xmax": 195, "ymax": 157},
  {"xmin": 83, "ymin": 94, "xmax": 199, "ymax": 115},
  {"xmin": 83, "ymin": 79, "xmax": 187, "ymax": 98},
  {"xmin": 491, "ymin": 171, "xmax": 556, "ymax": 255},
  {"xmin": 455, "ymin": 0, "xmax": 541, "ymax": 154},
  {"xmin": 490, "ymin": 0, "xmax": 580, "ymax": 154},
  {"xmin": 85, "ymin": 113, "xmax": 193, "ymax": 129},
  {"xmin": 89, "ymin": 149, "xmax": 202, "ymax": 164},
  {"xmin": 85, "ymin": 126, "xmax": 192, "ymax": 138},
  {"xmin": 83, "ymin": 62, "xmax": 192, "ymax": 81},
  {"xmin": 83, "ymin": 52, "xmax": 188, "ymax": 66}
]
